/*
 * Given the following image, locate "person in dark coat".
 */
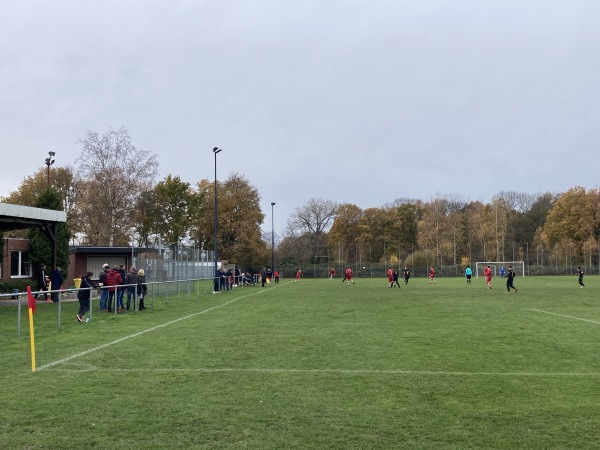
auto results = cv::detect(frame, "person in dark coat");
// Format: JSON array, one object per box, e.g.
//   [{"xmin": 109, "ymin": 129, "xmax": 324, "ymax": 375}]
[
  {"xmin": 98, "ymin": 264, "xmax": 110, "ymax": 310},
  {"xmin": 261, "ymin": 267, "xmax": 267, "ymax": 287},
  {"xmin": 125, "ymin": 266, "xmax": 139, "ymax": 311},
  {"xmin": 76, "ymin": 272, "xmax": 97, "ymax": 322},
  {"xmin": 50, "ymin": 266, "xmax": 64, "ymax": 303},
  {"xmin": 137, "ymin": 269, "xmax": 148, "ymax": 310},
  {"xmin": 117, "ymin": 265, "xmax": 127, "ymax": 310},
  {"xmin": 35, "ymin": 265, "xmax": 49, "ymax": 301}
]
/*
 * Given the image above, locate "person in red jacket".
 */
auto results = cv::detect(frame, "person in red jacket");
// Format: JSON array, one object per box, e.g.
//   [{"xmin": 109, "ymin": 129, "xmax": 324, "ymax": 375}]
[{"xmin": 105, "ymin": 265, "xmax": 123, "ymax": 313}]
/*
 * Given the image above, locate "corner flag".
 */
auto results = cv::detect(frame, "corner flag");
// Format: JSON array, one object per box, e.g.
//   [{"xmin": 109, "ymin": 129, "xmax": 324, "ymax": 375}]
[
  {"xmin": 26, "ymin": 286, "xmax": 36, "ymax": 372},
  {"xmin": 27, "ymin": 286, "xmax": 36, "ymax": 317}
]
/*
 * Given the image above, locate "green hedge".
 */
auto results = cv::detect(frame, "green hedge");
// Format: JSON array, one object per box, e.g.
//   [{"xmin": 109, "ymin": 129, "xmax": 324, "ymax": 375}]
[{"xmin": 0, "ymin": 279, "xmax": 33, "ymax": 294}]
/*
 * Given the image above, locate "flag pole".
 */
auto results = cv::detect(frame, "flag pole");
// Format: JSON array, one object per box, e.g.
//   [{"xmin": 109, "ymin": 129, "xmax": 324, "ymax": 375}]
[{"xmin": 27, "ymin": 286, "xmax": 36, "ymax": 372}]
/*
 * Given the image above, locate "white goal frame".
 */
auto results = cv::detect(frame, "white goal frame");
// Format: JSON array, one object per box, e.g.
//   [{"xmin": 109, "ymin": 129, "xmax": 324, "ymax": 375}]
[{"xmin": 475, "ymin": 261, "xmax": 525, "ymax": 278}]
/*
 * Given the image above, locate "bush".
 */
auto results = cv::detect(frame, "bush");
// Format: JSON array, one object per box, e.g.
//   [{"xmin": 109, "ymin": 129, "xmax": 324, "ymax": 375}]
[{"xmin": 0, "ymin": 279, "xmax": 33, "ymax": 294}]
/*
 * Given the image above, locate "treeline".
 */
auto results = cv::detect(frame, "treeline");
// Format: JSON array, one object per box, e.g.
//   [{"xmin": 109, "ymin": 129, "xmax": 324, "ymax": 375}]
[
  {"xmin": 2, "ymin": 127, "xmax": 270, "ymax": 270},
  {"xmin": 3, "ymin": 127, "xmax": 599, "ymax": 275},
  {"xmin": 279, "ymin": 188, "xmax": 600, "ymax": 275}
]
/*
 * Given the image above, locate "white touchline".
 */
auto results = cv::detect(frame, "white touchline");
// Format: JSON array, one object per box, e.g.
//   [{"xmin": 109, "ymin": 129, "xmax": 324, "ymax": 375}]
[
  {"xmin": 530, "ymin": 309, "xmax": 600, "ymax": 325},
  {"xmin": 36, "ymin": 289, "xmax": 269, "ymax": 372},
  {"xmin": 51, "ymin": 366, "xmax": 600, "ymax": 377}
]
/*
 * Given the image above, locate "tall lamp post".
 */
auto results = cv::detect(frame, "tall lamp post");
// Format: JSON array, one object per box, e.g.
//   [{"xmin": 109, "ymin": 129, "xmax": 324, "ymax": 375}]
[
  {"xmin": 271, "ymin": 202, "xmax": 276, "ymax": 273},
  {"xmin": 45, "ymin": 151, "xmax": 56, "ymax": 185},
  {"xmin": 213, "ymin": 147, "xmax": 222, "ymax": 292}
]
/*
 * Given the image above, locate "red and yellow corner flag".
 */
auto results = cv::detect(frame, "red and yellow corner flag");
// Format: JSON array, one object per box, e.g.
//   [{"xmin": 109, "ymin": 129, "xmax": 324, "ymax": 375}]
[
  {"xmin": 27, "ymin": 286, "xmax": 36, "ymax": 317},
  {"xmin": 26, "ymin": 286, "xmax": 36, "ymax": 372}
]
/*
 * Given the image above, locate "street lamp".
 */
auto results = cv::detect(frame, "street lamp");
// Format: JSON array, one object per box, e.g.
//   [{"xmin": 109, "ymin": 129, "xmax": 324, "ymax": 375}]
[
  {"xmin": 271, "ymin": 202, "xmax": 276, "ymax": 274},
  {"xmin": 213, "ymin": 147, "xmax": 222, "ymax": 293},
  {"xmin": 45, "ymin": 151, "xmax": 56, "ymax": 185}
]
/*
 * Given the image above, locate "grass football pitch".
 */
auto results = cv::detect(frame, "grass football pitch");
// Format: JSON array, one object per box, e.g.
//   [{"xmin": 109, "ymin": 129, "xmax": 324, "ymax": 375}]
[{"xmin": 1, "ymin": 275, "xmax": 600, "ymax": 449}]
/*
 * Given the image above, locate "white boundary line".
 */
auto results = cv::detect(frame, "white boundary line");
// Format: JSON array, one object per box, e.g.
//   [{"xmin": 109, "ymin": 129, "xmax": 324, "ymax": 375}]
[
  {"xmin": 36, "ymin": 288, "xmax": 268, "ymax": 372},
  {"xmin": 50, "ymin": 366, "xmax": 600, "ymax": 377},
  {"xmin": 529, "ymin": 308, "xmax": 600, "ymax": 325}
]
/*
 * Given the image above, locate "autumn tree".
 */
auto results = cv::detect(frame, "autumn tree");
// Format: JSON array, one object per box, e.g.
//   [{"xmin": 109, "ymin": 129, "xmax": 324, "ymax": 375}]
[
  {"xmin": 192, "ymin": 174, "xmax": 267, "ymax": 268},
  {"xmin": 276, "ymin": 233, "xmax": 314, "ymax": 266},
  {"xmin": 27, "ymin": 187, "xmax": 71, "ymax": 271},
  {"xmin": 356, "ymin": 207, "xmax": 388, "ymax": 263},
  {"xmin": 1, "ymin": 166, "xmax": 81, "ymax": 239},
  {"xmin": 132, "ymin": 190, "xmax": 160, "ymax": 247},
  {"xmin": 76, "ymin": 127, "xmax": 158, "ymax": 246},
  {"xmin": 442, "ymin": 195, "xmax": 468, "ymax": 266},
  {"xmin": 543, "ymin": 187, "xmax": 600, "ymax": 263},
  {"xmin": 417, "ymin": 195, "xmax": 449, "ymax": 266},
  {"xmin": 462, "ymin": 201, "xmax": 492, "ymax": 262},
  {"xmin": 149, "ymin": 175, "xmax": 202, "ymax": 258},
  {"xmin": 328, "ymin": 203, "xmax": 363, "ymax": 263}
]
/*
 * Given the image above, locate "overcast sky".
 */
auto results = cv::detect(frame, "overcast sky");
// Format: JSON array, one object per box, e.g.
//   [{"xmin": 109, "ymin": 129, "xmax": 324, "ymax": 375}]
[{"xmin": 1, "ymin": 0, "xmax": 599, "ymax": 236}]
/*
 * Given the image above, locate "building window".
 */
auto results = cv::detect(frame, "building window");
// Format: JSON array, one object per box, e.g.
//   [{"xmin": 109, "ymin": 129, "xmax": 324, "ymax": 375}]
[{"xmin": 11, "ymin": 250, "xmax": 32, "ymax": 278}]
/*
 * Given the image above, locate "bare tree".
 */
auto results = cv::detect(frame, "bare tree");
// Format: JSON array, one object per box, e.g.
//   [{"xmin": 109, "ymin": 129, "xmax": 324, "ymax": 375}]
[
  {"xmin": 288, "ymin": 198, "xmax": 338, "ymax": 236},
  {"xmin": 287, "ymin": 198, "xmax": 338, "ymax": 262},
  {"xmin": 76, "ymin": 126, "xmax": 159, "ymax": 246}
]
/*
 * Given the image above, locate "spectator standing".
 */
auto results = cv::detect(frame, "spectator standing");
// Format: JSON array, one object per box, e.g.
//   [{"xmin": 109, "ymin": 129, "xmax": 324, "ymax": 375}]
[
  {"xmin": 137, "ymin": 269, "xmax": 148, "ymax": 310},
  {"xmin": 219, "ymin": 268, "xmax": 227, "ymax": 291},
  {"xmin": 261, "ymin": 267, "xmax": 267, "ymax": 287},
  {"xmin": 50, "ymin": 266, "xmax": 64, "ymax": 303},
  {"xmin": 117, "ymin": 265, "xmax": 127, "ymax": 310},
  {"xmin": 76, "ymin": 272, "xmax": 97, "ymax": 322},
  {"xmin": 226, "ymin": 268, "xmax": 234, "ymax": 290},
  {"xmin": 98, "ymin": 264, "xmax": 110, "ymax": 310},
  {"xmin": 35, "ymin": 265, "xmax": 49, "ymax": 301},
  {"xmin": 125, "ymin": 266, "xmax": 139, "ymax": 311},
  {"xmin": 273, "ymin": 268, "xmax": 280, "ymax": 284},
  {"xmin": 105, "ymin": 265, "xmax": 123, "ymax": 312},
  {"xmin": 235, "ymin": 267, "xmax": 242, "ymax": 286}
]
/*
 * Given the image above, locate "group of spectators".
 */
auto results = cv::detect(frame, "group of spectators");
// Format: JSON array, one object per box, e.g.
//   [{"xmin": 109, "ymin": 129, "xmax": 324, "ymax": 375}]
[
  {"xmin": 213, "ymin": 267, "xmax": 280, "ymax": 293},
  {"xmin": 259, "ymin": 267, "xmax": 279, "ymax": 287},
  {"xmin": 213, "ymin": 267, "xmax": 262, "ymax": 293},
  {"xmin": 76, "ymin": 264, "xmax": 148, "ymax": 321}
]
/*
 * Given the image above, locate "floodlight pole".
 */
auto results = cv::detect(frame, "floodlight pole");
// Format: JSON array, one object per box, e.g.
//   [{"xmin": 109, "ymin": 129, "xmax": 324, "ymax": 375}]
[
  {"xmin": 271, "ymin": 202, "xmax": 276, "ymax": 272},
  {"xmin": 45, "ymin": 151, "xmax": 56, "ymax": 185},
  {"xmin": 213, "ymin": 147, "xmax": 222, "ymax": 291}
]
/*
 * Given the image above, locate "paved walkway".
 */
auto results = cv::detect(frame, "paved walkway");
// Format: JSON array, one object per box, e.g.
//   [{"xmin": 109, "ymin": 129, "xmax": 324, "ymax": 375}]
[{"xmin": 0, "ymin": 293, "xmax": 80, "ymax": 307}]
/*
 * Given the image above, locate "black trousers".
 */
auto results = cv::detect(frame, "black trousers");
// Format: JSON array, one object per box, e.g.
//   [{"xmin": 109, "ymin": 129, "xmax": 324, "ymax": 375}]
[{"xmin": 78, "ymin": 298, "xmax": 90, "ymax": 317}]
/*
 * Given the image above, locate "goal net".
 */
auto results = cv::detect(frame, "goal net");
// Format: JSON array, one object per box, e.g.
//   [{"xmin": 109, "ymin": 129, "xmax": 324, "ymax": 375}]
[{"xmin": 475, "ymin": 261, "xmax": 525, "ymax": 278}]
